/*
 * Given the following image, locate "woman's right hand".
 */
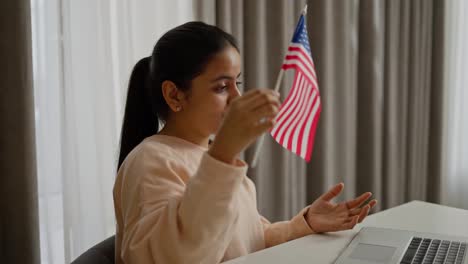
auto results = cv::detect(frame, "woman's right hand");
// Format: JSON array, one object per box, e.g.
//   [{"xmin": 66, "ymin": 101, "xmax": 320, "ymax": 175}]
[{"xmin": 208, "ymin": 89, "xmax": 281, "ymax": 165}]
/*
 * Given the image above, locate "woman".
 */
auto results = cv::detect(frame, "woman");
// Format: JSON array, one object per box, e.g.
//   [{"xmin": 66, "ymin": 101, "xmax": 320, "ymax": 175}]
[{"xmin": 113, "ymin": 21, "xmax": 377, "ymax": 264}]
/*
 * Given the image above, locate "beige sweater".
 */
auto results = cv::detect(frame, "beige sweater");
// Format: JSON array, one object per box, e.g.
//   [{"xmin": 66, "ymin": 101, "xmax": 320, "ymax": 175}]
[{"xmin": 113, "ymin": 134, "xmax": 314, "ymax": 264}]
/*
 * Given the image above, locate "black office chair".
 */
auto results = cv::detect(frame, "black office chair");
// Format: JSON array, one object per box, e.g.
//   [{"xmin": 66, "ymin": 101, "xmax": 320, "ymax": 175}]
[{"xmin": 71, "ymin": 235, "xmax": 115, "ymax": 264}]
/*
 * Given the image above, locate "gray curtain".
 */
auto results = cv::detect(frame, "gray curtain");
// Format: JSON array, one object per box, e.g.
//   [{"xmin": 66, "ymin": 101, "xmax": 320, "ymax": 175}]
[
  {"xmin": 305, "ymin": 0, "xmax": 445, "ymax": 213},
  {"xmin": 0, "ymin": 0, "xmax": 41, "ymax": 263},
  {"xmin": 195, "ymin": 0, "xmax": 445, "ymax": 222}
]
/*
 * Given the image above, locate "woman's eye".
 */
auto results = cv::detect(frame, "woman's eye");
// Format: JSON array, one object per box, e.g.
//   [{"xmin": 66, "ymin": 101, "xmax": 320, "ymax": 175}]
[
  {"xmin": 216, "ymin": 86, "xmax": 228, "ymax": 92},
  {"xmin": 215, "ymin": 81, "xmax": 242, "ymax": 93}
]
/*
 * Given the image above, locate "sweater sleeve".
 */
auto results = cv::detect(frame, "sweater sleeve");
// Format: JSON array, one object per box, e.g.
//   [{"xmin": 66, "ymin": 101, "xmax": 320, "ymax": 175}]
[
  {"xmin": 117, "ymin": 150, "xmax": 247, "ymax": 264},
  {"xmin": 261, "ymin": 207, "xmax": 315, "ymax": 248}
]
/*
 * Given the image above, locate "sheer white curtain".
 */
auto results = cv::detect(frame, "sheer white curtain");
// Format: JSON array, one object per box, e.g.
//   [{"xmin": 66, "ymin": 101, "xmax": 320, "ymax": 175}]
[
  {"xmin": 31, "ymin": 0, "xmax": 194, "ymax": 263},
  {"xmin": 441, "ymin": 0, "xmax": 468, "ymax": 210}
]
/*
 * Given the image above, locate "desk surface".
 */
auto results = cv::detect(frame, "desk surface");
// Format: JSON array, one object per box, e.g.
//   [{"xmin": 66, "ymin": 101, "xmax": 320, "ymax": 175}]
[{"xmin": 224, "ymin": 201, "xmax": 468, "ymax": 263}]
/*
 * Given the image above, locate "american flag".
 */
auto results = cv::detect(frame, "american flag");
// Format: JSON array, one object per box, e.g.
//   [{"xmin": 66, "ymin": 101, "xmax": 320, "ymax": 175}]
[{"xmin": 270, "ymin": 14, "xmax": 321, "ymax": 162}]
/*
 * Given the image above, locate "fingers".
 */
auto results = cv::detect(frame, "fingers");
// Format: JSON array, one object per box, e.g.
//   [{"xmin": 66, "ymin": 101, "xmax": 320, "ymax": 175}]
[
  {"xmin": 357, "ymin": 205, "xmax": 370, "ymax": 223},
  {"xmin": 345, "ymin": 192, "xmax": 372, "ymax": 209},
  {"xmin": 239, "ymin": 89, "xmax": 281, "ymax": 112},
  {"xmin": 367, "ymin": 199, "xmax": 378, "ymax": 209},
  {"xmin": 252, "ymin": 113, "xmax": 279, "ymax": 135},
  {"xmin": 255, "ymin": 118, "xmax": 277, "ymax": 133},
  {"xmin": 338, "ymin": 215, "xmax": 359, "ymax": 231},
  {"xmin": 249, "ymin": 104, "xmax": 279, "ymax": 126},
  {"xmin": 230, "ymin": 89, "xmax": 281, "ymax": 132},
  {"xmin": 320, "ymin": 183, "xmax": 344, "ymax": 202},
  {"xmin": 348, "ymin": 199, "xmax": 378, "ymax": 221},
  {"xmin": 348, "ymin": 207, "xmax": 365, "ymax": 216},
  {"xmin": 331, "ymin": 199, "xmax": 379, "ymax": 232},
  {"xmin": 348, "ymin": 199, "xmax": 378, "ymax": 215}
]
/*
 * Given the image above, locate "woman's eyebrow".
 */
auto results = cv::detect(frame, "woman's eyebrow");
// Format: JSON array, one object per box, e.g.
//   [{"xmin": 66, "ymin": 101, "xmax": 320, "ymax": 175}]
[{"xmin": 210, "ymin": 72, "xmax": 242, "ymax": 83}]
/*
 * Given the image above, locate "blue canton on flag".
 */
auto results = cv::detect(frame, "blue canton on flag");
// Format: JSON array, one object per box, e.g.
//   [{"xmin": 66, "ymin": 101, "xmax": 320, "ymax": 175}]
[{"xmin": 292, "ymin": 15, "xmax": 312, "ymax": 55}]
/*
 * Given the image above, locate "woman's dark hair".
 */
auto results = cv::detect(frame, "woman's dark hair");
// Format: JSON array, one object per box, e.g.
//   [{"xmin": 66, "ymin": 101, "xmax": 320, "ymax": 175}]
[{"xmin": 117, "ymin": 21, "xmax": 239, "ymax": 170}]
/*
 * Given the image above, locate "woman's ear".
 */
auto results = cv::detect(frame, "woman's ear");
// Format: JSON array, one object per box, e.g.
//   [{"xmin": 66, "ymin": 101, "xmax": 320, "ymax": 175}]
[{"xmin": 161, "ymin": 80, "xmax": 186, "ymax": 112}]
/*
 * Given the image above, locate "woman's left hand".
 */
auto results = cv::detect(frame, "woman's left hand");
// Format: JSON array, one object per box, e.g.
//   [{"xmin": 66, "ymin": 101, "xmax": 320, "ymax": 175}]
[{"xmin": 305, "ymin": 183, "xmax": 378, "ymax": 233}]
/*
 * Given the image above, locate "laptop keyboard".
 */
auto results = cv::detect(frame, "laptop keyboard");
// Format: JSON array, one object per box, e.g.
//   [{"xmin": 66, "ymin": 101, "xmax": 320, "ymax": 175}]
[{"xmin": 400, "ymin": 237, "xmax": 467, "ymax": 264}]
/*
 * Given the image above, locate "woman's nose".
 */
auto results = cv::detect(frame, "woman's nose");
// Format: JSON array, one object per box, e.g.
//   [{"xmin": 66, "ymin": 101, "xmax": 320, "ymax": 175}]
[
  {"xmin": 227, "ymin": 86, "xmax": 241, "ymax": 105},
  {"xmin": 231, "ymin": 87, "xmax": 241, "ymax": 98}
]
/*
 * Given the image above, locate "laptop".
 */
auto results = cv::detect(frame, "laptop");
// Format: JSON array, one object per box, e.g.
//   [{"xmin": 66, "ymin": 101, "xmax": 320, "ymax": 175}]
[{"xmin": 334, "ymin": 227, "xmax": 468, "ymax": 264}]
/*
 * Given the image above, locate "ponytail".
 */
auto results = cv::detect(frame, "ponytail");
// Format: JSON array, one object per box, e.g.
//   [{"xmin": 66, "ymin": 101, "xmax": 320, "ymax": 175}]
[{"xmin": 117, "ymin": 57, "xmax": 158, "ymax": 170}]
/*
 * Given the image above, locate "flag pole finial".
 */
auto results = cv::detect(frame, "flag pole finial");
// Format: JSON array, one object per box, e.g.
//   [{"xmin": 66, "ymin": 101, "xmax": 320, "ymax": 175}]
[{"xmin": 302, "ymin": 4, "xmax": 308, "ymax": 15}]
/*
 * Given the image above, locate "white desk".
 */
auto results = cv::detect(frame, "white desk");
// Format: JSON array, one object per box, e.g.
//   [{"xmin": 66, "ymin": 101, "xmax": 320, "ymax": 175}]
[{"xmin": 224, "ymin": 201, "xmax": 468, "ymax": 263}]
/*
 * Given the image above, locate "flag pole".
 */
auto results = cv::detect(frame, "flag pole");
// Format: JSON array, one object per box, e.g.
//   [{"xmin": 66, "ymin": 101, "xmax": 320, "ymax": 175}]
[
  {"xmin": 250, "ymin": 70, "xmax": 284, "ymax": 168},
  {"xmin": 250, "ymin": 4, "xmax": 308, "ymax": 168}
]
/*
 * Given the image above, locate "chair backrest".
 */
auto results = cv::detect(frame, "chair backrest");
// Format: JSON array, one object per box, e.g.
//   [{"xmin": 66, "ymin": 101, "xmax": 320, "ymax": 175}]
[{"xmin": 71, "ymin": 235, "xmax": 115, "ymax": 264}]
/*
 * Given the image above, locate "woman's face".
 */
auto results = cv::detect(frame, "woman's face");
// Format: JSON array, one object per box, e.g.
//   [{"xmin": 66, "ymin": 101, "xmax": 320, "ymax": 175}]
[{"xmin": 179, "ymin": 46, "xmax": 242, "ymax": 138}]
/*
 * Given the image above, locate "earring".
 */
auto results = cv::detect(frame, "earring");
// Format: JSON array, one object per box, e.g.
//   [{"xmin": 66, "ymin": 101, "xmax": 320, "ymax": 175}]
[{"xmin": 175, "ymin": 106, "xmax": 181, "ymax": 112}]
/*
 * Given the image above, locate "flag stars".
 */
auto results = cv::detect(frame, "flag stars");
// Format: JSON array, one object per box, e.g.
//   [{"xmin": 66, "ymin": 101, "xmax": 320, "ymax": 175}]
[{"xmin": 292, "ymin": 17, "xmax": 312, "ymax": 55}]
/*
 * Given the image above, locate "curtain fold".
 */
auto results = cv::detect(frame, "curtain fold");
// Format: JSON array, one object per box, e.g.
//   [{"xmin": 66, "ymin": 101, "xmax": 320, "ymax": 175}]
[
  {"xmin": 426, "ymin": 0, "xmax": 444, "ymax": 205},
  {"xmin": 0, "ymin": 0, "xmax": 41, "ymax": 263}
]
